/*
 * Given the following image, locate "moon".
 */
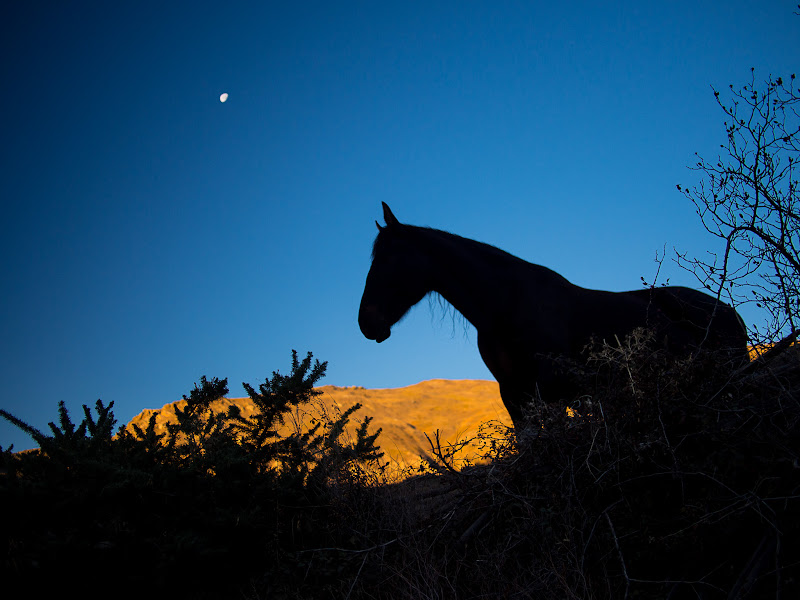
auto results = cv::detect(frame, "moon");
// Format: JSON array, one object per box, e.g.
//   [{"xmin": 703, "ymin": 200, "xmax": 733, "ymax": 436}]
[{"xmin": 219, "ymin": 92, "xmax": 229, "ymax": 103}]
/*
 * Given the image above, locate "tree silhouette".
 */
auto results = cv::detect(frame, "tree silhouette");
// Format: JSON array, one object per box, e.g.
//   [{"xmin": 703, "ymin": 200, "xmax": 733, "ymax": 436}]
[{"xmin": 678, "ymin": 69, "xmax": 799, "ymax": 346}]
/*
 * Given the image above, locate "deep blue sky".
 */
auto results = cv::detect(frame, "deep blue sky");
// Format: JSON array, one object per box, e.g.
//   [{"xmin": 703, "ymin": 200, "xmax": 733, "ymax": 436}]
[{"xmin": 2, "ymin": 1, "xmax": 797, "ymax": 450}]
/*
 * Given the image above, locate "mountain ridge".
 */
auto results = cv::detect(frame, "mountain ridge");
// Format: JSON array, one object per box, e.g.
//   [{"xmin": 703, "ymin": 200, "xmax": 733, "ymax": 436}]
[{"xmin": 126, "ymin": 378, "xmax": 512, "ymax": 475}]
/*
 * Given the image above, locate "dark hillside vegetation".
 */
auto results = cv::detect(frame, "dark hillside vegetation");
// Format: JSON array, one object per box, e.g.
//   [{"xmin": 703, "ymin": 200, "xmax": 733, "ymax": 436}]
[
  {"xmin": 0, "ymin": 351, "xmax": 384, "ymax": 599},
  {"xmin": 359, "ymin": 332, "xmax": 799, "ymax": 599},
  {"xmin": 2, "ymin": 339, "xmax": 798, "ymax": 599}
]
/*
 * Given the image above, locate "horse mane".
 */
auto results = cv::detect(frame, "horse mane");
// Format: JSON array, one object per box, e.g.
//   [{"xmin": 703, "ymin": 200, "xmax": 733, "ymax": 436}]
[
  {"xmin": 371, "ymin": 223, "xmax": 535, "ymax": 338},
  {"xmin": 373, "ymin": 223, "xmax": 571, "ymax": 293},
  {"xmin": 428, "ymin": 291, "xmax": 473, "ymax": 339},
  {"xmin": 373, "ymin": 223, "xmax": 528, "ymax": 266}
]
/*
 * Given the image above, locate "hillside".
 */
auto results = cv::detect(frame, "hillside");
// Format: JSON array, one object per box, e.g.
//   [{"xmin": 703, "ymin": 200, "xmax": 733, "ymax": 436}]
[{"xmin": 126, "ymin": 379, "xmax": 512, "ymax": 475}]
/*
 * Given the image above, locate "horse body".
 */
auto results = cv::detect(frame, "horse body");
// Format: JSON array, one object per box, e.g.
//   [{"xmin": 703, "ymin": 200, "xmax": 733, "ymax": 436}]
[{"xmin": 359, "ymin": 203, "xmax": 749, "ymax": 429}]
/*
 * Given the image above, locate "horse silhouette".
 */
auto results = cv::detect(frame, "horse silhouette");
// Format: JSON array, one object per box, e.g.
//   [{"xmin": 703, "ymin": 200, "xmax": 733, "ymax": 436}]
[{"xmin": 359, "ymin": 203, "xmax": 749, "ymax": 429}]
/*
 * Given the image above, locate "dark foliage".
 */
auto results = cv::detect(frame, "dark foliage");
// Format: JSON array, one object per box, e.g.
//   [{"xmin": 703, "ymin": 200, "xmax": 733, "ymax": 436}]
[
  {"xmin": 339, "ymin": 331, "xmax": 799, "ymax": 600},
  {"xmin": 2, "ymin": 345, "xmax": 798, "ymax": 599},
  {"xmin": 0, "ymin": 351, "xmax": 383, "ymax": 600}
]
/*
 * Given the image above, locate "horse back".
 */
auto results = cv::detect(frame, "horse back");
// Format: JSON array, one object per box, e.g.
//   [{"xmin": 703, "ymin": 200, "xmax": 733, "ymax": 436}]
[{"xmin": 629, "ymin": 286, "xmax": 748, "ymax": 357}]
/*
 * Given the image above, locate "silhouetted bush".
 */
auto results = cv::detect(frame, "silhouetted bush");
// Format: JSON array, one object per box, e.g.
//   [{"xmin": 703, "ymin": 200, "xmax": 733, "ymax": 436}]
[{"xmin": 0, "ymin": 351, "xmax": 383, "ymax": 599}]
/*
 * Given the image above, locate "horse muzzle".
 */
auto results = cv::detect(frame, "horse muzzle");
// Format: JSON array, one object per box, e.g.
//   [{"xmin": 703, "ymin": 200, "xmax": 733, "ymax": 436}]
[{"xmin": 359, "ymin": 305, "xmax": 391, "ymax": 343}]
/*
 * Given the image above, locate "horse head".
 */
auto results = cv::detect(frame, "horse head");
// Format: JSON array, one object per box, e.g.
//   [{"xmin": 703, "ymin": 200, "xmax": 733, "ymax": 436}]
[{"xmin": 359, "ymin": 203, "xmax": 431, "ymax": 343}]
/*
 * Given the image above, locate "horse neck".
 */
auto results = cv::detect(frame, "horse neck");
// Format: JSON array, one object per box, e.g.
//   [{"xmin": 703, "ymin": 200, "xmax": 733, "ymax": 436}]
[{"xmin": 421, "ymin": 229, "xmax": 538, "ymax": 331}]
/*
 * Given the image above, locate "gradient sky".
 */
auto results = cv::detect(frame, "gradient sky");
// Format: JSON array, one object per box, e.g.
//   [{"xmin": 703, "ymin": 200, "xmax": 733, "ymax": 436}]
[{"xmin": 2, "ymin": 1, "xmax": 797, "ymax": 450}]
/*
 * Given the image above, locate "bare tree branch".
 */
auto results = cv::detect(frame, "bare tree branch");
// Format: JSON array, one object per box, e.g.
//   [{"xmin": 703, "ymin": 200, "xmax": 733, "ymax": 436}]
[{"xmin": 677, "ymin": 71, "xmax": 800, "ymax": 344}]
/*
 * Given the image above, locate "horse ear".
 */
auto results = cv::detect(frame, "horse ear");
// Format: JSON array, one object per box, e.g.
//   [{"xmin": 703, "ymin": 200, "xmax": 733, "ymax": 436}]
[
  {"xmin": 382, "ymin": 202, "xmax": 400, "ymax": 228},
  {"xmin": 375, "ymin": 220, "xmax": 384, "ymax": 232}
]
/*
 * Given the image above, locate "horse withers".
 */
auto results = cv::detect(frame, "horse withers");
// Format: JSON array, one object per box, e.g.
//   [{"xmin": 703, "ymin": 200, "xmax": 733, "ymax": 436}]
[{"xmin": 358, "ymin": 203, "xmax": 749, "ymax": 430}]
